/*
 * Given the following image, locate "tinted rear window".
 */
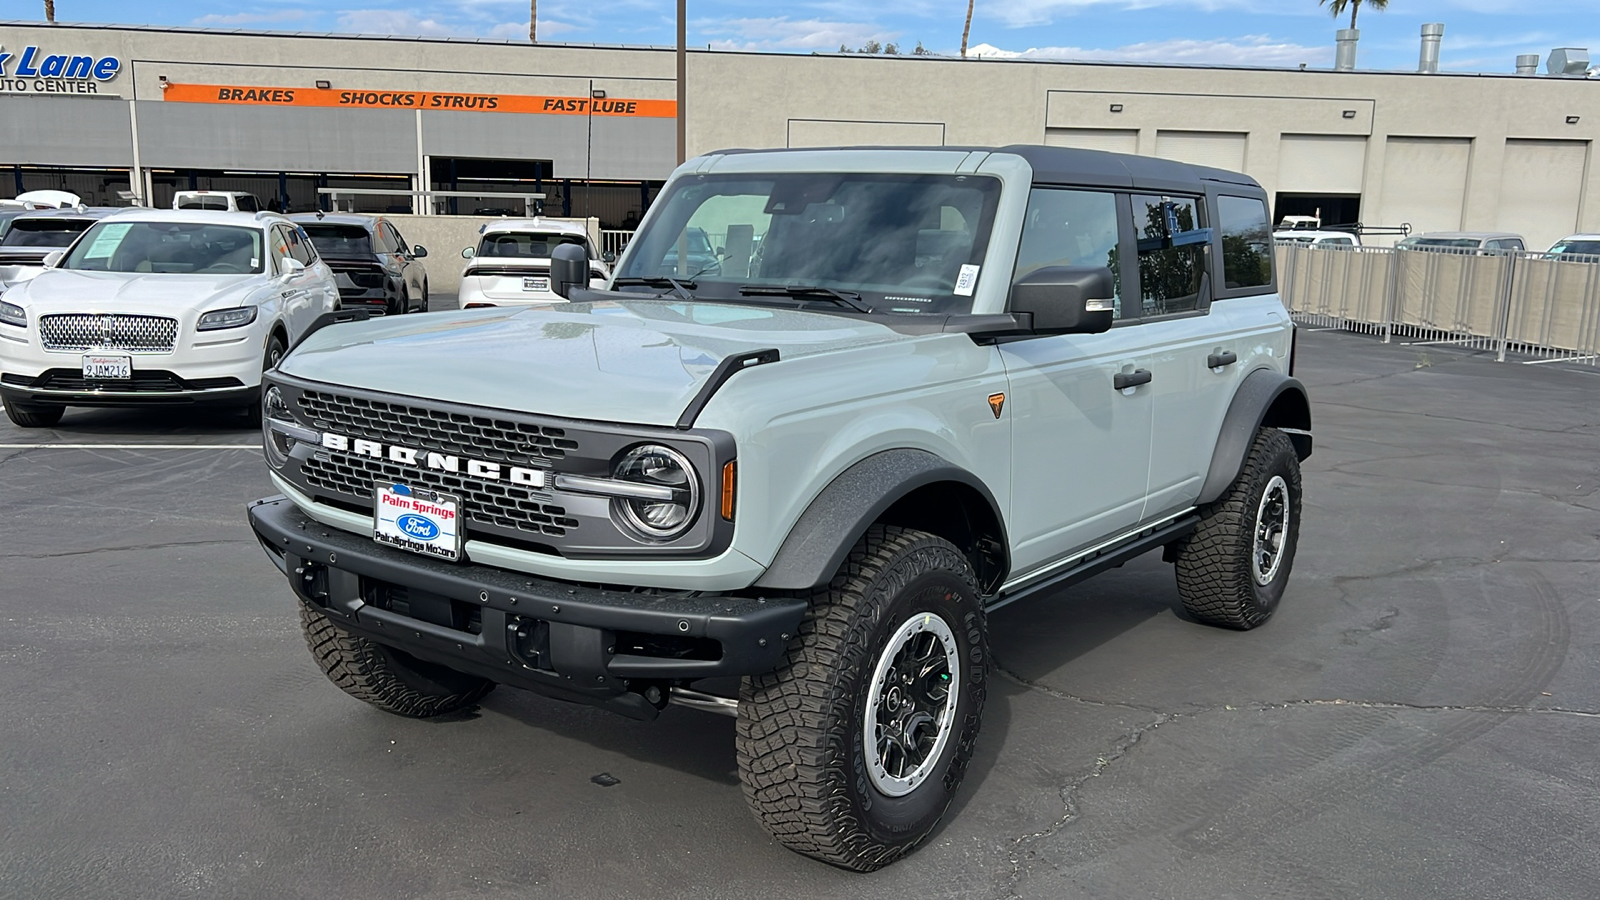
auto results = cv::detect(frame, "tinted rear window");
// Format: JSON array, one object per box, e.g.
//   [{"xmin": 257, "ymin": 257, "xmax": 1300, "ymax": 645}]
[
  {"xmin": 1, "ymin": 219, "xmax": 92, "ymax": 247},
  {"xmin": 301, "ymin": 224, "xmax": 374, "ymax": 257},
  {"xmin": 1217, "ymin": 196, "xmax": 1272, "ymax": 289}
]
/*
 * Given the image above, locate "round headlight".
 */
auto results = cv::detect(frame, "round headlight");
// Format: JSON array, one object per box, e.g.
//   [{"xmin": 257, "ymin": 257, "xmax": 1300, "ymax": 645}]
[
  {"xmin": 262, "ymin": 386, "xmax": 295, "ymax": 467},
  {"xmin": 612, "ymin": 444, "xmax": 700, "ymax": 541}
]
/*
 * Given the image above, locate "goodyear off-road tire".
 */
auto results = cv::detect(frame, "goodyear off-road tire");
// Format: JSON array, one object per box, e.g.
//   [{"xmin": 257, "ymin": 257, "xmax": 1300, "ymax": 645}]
[
  {"xmin": 299, "ymin": 604, "xmax": 495, "ymax": 717},
  {"xmin": 1174, "ymin": 427, "xmax": 1302, "ymax": 630},
  {"xmin": 4, "ymin": 400, "xmax": 64, "ymax": 428},
  {"xmin": 737, "ymin": 526, "xmax": 987, "ymax": 872}
]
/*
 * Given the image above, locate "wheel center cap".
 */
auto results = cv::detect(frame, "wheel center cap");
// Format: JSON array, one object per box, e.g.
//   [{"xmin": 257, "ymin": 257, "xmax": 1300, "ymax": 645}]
[{"xmin": 885, "ymin": 686, "xmax": 902, "ymax": 712}]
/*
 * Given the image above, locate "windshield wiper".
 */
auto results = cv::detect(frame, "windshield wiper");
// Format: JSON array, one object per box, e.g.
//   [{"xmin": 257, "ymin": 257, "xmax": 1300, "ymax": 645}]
[
  {"xmin": 611, "ymin": 276, "xmax": 696, "ymax": 300},
  {"xmin": 739, "ymin": 284, "xmax": 873, "ymax": 313}
]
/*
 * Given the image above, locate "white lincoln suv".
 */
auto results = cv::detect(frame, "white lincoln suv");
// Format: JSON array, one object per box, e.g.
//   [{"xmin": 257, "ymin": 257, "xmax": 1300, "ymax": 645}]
[{"xmin": 0, "ymin": 209, "xmax": 338, "ymax": 427}]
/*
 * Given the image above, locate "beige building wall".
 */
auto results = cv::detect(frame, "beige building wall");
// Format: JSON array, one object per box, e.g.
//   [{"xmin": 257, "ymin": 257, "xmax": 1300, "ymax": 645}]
[{"xmin": 3, "ymin": 23, "xmax": 1598, "ymax": 250}]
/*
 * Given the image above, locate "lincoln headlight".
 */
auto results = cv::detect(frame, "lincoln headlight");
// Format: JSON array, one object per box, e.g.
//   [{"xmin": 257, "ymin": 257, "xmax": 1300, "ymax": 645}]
[
  {"xmin": 611, "ymin": 444, "xmax": 701, "ymax": 541},
  {"xmin": 0, "ymin": 300, "xmax": 26, "ymax": 328},
  {"xmin": 261, "ymin": 384, "xmax": 316, "ymax": 468}
]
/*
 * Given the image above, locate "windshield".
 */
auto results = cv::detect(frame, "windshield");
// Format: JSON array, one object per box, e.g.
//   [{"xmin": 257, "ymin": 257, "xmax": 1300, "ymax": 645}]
[
  {"xmin": 1276, "ymin": 235, "xmax": 1315, "ymax": 244},
  {"xmin": 1, "ymin": 218, "xmax": 93, "ymax": 248},
  {"xmin": 61, "ymin": 221, "xmax": 265, "ymax": 274},
  {"xmin": 301, "ymin": 223, "xmax": 374, "ymax": 257},
  {"xmin": 475, "ymin": 231, "xmax": 589, "ymax": 259},
  {"xmin": 617, "ymin": 173, "xmax": 1003, "ymax": 315},
  {"xmin": 1549, "ymin": 240, "xmax": 1600, "ymax": 257}
]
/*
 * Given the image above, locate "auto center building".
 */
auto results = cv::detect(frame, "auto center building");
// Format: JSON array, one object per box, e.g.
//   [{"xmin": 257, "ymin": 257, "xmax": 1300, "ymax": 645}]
[{"xmin": 2, "ymin": 20, "xmax": 1598, "ymax": 250}]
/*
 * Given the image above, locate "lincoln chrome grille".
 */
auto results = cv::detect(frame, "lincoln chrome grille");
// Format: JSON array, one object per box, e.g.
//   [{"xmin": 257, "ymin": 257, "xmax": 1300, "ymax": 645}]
[
  {"xmin": 301, "ymin": 453, "xmax": 578, "ymax": 536},
  {"xmin": 298, "ymin": 390, "xmax": 577, "ymax": 463},
  {"xmin": 39, "ymin": 314, "xmax": 179, "ymax": 353}
]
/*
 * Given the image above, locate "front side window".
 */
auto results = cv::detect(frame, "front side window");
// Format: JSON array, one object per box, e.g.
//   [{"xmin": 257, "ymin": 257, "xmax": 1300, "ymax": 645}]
[
  {"xmin": 301, "ymin": 224, "xmax": 374, "ymax": 258},
  {"xmin": 61, "ymin": 221, "xmax": 264, "ymax": 274},
  {"xmin": 618, "ymin": 173, "xmax": 1003, "ymax": 315},
  {"xmin": 1015, "ymin": 188, "xmax": 1121, "ymax": 318},
  {"xmin": 1216, "ymin": 196, "xmax": 1272, "ymax": 289},
  {"xmin": 236, "ymin": 195, "xmax": 259, "ymax": 213},
  {"xmin": 1133, "ymin": 194, "xmax": 1206, "ymax": 317},
  {"xmin": 2, "ymin": 218, "xmax": 91, "ymax": 248},
  {"xmin": 287, "ymin": 227, "xmax": 316, "ymax": 265}
]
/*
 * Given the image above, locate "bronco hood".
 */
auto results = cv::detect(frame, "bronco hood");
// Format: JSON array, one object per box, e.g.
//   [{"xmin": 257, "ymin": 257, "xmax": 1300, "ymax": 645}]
[{"xmin": 280, "ymin": 298, "xmax": 921, "ymax": 426}]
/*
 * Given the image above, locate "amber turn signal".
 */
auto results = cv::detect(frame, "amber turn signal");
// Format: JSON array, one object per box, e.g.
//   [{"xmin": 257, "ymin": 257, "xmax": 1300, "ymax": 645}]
[{"xmin": 721, "ymin": 460, "xmax": 736, "ymax": 521}]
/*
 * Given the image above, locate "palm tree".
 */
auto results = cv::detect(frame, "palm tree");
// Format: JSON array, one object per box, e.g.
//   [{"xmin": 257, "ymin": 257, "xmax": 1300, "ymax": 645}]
[
  {"xmin": 529, "ymin": 0, "xmax": 536, "ymax": 42},
  {"xmin": 44, "ymin": 0, "xmax": 55, "ymax": 23},
  {"xmin": 1320, "ymin": 0, "xmax": 1388, "ymax": 31},
  {"xmin": 960, "ymin": 0, "xmax": 973, "ymax": 57}
]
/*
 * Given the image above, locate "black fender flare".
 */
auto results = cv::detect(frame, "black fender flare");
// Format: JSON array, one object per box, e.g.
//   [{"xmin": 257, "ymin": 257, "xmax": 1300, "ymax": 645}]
[
  {"xmin": 754, "ymin": 449, "xmax": 1008, "ymax": 593},
  {"xmin": 1197, "ymin": 368, "xmax": 1313, "ymax": 505}
]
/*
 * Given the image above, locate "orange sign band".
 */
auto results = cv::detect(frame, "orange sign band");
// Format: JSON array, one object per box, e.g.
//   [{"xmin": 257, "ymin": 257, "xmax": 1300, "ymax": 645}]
[{"xmin": 161, "ymin": 83, "xmax": 676, "ymax": 118}]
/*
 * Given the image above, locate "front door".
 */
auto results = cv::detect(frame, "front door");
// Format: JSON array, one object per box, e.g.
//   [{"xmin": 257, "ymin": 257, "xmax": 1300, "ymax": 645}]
[{"xmin": 1000, "ymin": 187, "xmax": 1153, "ymax": 577}]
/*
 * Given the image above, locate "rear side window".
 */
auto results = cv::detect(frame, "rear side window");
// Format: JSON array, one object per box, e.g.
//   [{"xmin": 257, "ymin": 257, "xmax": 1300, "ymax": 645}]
[
  {"xmin": 1015, "ymin": 188, "xmax": 1122, "ymax": 318},
  {"xmin": 1133, "ymin": 194, "xmax": 1206, "ymax": 316},
  {"xmin": 1217, "ymin": 196, "xmax": 1273, "ymax": 289}
]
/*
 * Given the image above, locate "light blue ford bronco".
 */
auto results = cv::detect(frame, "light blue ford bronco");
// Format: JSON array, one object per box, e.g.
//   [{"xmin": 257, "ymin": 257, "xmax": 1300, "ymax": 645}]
[{"xmin": 249, "ymin": 145, "xmax": 1311, "ymax": 871}]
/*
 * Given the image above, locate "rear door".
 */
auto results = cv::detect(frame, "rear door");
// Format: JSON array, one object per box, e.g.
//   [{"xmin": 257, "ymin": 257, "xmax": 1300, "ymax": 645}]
[{"xmin": 999, "ymin": 187, "xmax": 1154, "ymax": 576}]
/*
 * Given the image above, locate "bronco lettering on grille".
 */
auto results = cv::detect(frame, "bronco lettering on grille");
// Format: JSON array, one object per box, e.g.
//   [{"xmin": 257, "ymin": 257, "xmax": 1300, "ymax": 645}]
[{"xmin": 320, "ymin": 432, "xmax": 548, "ymax": 488}]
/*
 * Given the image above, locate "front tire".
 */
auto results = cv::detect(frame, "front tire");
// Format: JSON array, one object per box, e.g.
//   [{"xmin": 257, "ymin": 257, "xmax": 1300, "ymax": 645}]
[
  {"xmin": 737, "ymin": 526, "xmax": 987, "ymax": 872},
  {"xmin": 242, "ymin": 333, "xmax": 287, "ymax": 426},
  {"xmin": 1173, "ymin": 427, "xmax": 1302, "ymax": 629},
  {"xmin": 4, "ymin": 399, "xmax": 64, "ymax": 428},
  {"xmin": 300, "ymin": 605, "xmax": 495, "ymax": 717}
]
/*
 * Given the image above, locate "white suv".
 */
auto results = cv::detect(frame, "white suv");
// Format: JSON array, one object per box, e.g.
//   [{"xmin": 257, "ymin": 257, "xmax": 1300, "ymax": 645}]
[
  {"xmin": 0, "ymin": 209, "xmax": 337, "ymax": 427},
  {"xmin": 457, "ymin": 218, "xmax": 609, "ymax": 308}
]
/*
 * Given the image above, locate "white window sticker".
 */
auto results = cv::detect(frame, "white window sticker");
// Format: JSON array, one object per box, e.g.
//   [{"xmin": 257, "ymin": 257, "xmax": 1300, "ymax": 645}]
[
  {"xmin": 954, "ymin": 264, "xmax": 981, "ymax": 297},
  {"xmin": 84, "ymin": 223, "xmax": 133, "ymax": 259}
]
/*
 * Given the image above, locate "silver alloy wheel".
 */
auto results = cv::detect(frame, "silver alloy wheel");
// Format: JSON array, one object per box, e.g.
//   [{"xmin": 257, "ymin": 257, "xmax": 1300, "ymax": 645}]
[
  {"xmin": 1252, "ymin": 474, "xmax": 1290, "ymax": 585},
  {"xmin": 863, "ymin": 611, "xmax": 960, "ymax": 798}
]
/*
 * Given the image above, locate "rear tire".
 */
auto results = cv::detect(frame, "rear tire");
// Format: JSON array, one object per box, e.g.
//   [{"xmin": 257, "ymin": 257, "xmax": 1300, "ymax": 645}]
[
  {"xmin": 4, "ymin": 400, "xmax": 64, "ymax": 428},
  {"xmin": 419, "ymin": 280, "xmax": 430, "ymax": 312},
  {"xmin": 300, "ymin": 605, "xmax": 495, "ymax": 717},
  {"xmin": 1173, "ymin": 427, "xmax": 1302, "ymax": 629},
  {"xmin": 737, "ymin": 526, "xmax": 987, "ymax": 872}
]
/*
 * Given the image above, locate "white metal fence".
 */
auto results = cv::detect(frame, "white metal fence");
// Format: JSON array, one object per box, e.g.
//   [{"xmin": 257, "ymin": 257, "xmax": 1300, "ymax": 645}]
[
  {"xmin": 1276, "ymin": 243, "xmax": 1600, "ymax": 364},
  {"xmin": 600, "ymin": 229, "xmax": 634, "ymax": 258}
]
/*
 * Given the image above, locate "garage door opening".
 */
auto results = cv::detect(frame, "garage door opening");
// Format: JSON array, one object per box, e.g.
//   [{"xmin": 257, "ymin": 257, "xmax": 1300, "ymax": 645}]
[{"xmin": 1274, "ymin": 193, "xmax": 1360, "ymax": 229}]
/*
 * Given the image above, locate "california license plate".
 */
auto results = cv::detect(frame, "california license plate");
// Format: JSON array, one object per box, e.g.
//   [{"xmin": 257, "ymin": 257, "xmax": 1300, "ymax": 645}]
[
  {"xmin": 82, "ymin": 354, "xmax": 132, "ymax": 380},
  {"xmin": 522, "ymin": 276, "xmax": 550, "ymax": 292},
  {"xmin": 374, "ymin": 484, "xmax": 463, "ymax": 561}
]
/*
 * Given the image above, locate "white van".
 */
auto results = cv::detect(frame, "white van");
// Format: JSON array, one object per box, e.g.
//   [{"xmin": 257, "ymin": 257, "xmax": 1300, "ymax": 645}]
[{"xmin": 173, "ymin": 190, "xmax": 263, "ymax": 213}]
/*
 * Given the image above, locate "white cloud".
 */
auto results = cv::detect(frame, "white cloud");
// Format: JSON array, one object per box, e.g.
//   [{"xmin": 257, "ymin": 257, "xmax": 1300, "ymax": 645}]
[
  {"xmin": 192, "ymin": 10, "xmax": 314, "ymax": 26},
  {"xmin": 979, "ymin": 0, "xmax": 1312, "ymax": 29},
  {"xmin": 333, "ymin": 8, "xmax": 573, "ymax": 40},
  {"xmin": 698, "ymin": 17, "xmax": 898, "ymax": 52},
  {"xmin": 965, "ymin": 35, "xmax": 1332, "ymax": 66}
]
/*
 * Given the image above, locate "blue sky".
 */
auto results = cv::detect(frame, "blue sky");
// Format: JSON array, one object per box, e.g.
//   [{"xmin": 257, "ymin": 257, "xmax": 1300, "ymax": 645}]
[{"xmin": 12, "ymin": 0, "xmax": 1599, "ymax": 73}]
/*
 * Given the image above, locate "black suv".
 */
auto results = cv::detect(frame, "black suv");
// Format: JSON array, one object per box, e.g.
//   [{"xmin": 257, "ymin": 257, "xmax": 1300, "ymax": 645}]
[{"xmin": 290, "ymin": 214, "xmax": 430, "ymax": 315}]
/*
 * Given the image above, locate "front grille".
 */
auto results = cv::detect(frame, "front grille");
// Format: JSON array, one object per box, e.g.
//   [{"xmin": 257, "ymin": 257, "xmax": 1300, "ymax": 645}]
[
  {"xmin": 39, "ymin": 314, "xmax": 178, "ymax": 353},
  {"xmin": 298, "ymin": 389, "xmax": 578, "ymax": 464},
  {"xmin": 302, "ymin": 453, "xmax": 578, "ymax": 536}
]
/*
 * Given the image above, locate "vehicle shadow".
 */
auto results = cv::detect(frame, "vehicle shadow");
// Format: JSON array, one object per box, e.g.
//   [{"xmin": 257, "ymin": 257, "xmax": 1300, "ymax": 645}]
[
  {"xmin": 11, "ymin": 404, "xmax": 258, "ymax": 437},
  {"xmin": 470, "ymin": 550, "xmax": 1181, "ymax": 806}
]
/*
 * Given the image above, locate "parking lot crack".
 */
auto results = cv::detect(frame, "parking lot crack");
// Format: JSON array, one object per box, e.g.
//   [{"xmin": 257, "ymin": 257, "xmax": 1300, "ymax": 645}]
[
  {"xmin": 992, "ymin": 661, "xmax": 1162, "ymax": 714},
  {"xmin": 991, "ymin": 710, "xmax": 1174, "ymax": 900},
  {"xmin": 1241, "ymin": 697, "xmax": 1600, "ymax": 720},
  {"xmin": 13, "ymin": 538, "xmax": 251, "ymax": 560}
]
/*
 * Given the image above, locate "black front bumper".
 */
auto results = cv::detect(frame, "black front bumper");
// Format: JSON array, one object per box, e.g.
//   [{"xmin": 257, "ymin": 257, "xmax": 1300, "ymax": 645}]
[
  {"xmin": 1, "ymin": 371, "xmax": 256, "ymax": 408},
  {"xmin": 248, "ymin": 496, "xmax": 805, "ymax": 720}
]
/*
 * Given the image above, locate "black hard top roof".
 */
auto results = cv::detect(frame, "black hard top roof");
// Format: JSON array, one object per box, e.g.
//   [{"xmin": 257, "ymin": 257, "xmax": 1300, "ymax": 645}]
[{"xmin": 708, "ymin": 144, "xmax": 1263, "ymax": 195}]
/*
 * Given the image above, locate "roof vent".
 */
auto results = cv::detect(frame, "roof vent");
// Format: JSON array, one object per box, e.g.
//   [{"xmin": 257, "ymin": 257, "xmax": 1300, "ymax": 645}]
[
  {"xmin": 1418, "ymin": 24, "xmax": 1444, "ymax": 74},
  {"xmin": 1334, "ymin": 28, "xmax": 1359, "ymax": 71},
  {"xmin": 1515, "ymin": 54, "xmax": 1540, "ymax": 75},
  {"xmin": 1548, "ymin": 48, "xmax": 1589, "ymax": 76}
]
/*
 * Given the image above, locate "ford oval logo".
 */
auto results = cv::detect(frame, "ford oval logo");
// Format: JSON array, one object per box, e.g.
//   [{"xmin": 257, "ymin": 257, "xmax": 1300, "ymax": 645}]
[{"xmin": 396, "ymin": 514, "xmax": 440, "ymax": 541}]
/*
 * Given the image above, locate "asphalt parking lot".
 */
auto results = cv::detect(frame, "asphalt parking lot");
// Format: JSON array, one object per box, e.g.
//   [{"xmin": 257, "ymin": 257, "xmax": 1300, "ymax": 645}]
[{"xmin": 3, "ymin": 303, "xmax": 1598, "ymax": 899}]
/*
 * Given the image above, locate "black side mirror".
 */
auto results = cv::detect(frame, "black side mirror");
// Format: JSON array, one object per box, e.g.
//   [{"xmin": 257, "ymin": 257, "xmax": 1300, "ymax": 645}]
[
  {"xmin": 550, "ymin": 242, "xmax": 590, "ymax": 299},
  {"xmin": 411, "ymin": 245, "xmax": 428, "ymax": 258},
  {"xmin": 1009, "ymin": 266, "xmax": 1116, "ymax": 335},
  {"xmin": 602, "ymin": 250, "xmax": 616, "ymax": 264}
]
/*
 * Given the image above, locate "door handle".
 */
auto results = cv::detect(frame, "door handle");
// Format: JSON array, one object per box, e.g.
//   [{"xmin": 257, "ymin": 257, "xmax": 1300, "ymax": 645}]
[
  {"xmin": 1114, "ymin": 369, "xmax": 1153, "ymax": 391},
  {"xmin": 1207, "ymin": 351, "xmax": 1238, "ymax": 368}
]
